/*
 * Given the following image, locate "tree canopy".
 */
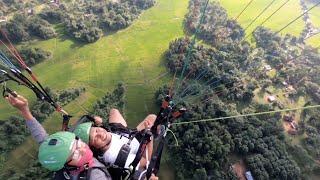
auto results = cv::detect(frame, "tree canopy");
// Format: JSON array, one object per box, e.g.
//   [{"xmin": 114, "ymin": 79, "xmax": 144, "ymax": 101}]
[{"xmin": 157, "ymin": 0, "xmax": 320, "ymax": 179}]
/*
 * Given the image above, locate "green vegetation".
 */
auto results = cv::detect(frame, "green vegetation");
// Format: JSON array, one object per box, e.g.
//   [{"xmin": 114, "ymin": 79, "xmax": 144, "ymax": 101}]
[
  {"xmin": 219, "ymin": 0, "xmax": 310, "ymax": 44},
  {"xmin": 2, "ymin": 0, "xmax": 156, "ymax": 43},
  {"xmin": 92, "ymin": 83, "xmax": 125, "ymax": 120},
  {"xmin": 63, "ymin": 0, "xmax": 156, "ymax": 42},
  {"xmin": 159, "ymin": 0, "xmax": 320, "ymax": 179},
  {"xmin": 0, "ymin": 0, "xmax": 40, "ymax": 16},
  {"xmin": 0, "ymin": 0, "xmax": 188, "ymax": 178},
  {"xmin": 1, "ymin": 0, "xmax": 320, "ymax": 179},
  {"xmin": 4, "ymin": 13, "xmax": 56, "ymax": 42},
  {"xmin": 305, "ymin": 0, "xmax": 320, "ymax": 46},
  {"xmin": 12, "ymin": 46, "xmax": 51, "ymax": 67}
]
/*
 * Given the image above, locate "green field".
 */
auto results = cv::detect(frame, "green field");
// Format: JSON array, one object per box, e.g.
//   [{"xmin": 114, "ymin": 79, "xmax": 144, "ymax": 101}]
[
  {"xmin": 0, "ymin": 0, "xmax": 188, "ymax": 176},
  {"xmin": 306, "ymin": 1, "xmax": 320, "ymax": 46},
  {"xmin": 219, "ymin": 0, "xmax": 320, "ymax": 46},
  {"xmin": 308, "ymin": 3, "xmax": 320, "ymax": 28}
]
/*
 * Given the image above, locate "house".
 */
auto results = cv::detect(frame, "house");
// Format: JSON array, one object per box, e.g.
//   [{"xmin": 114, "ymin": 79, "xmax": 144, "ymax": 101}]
[
  {"xmin": 290, "ymin": 122, "xmax": 298, "ymax": 130},
  {"xmin": 245, "ymin": 171, "xmax": 254, "ymax": 180},
  {"xmin": 286, "ymin": 85, "xmax": 295, "ymax": 92},
  {"xmin": 282, "ymin": 81, "xmax": 288, "ymax": 87},
  {"xmin": 264, "ymin": 65, "xmax": 272, "ymax": 71},
  {"xmin": 285, "ymin": 86, "xmax": 297, "ymax": 97},
  {"xmin": 50, "ymin": 0, "xmax": 60, "ymax": 7},
  {"xmin": 288, "ymin": 129, "xmax": 297, "ymax": 135},
  {"xmin": 50, "ymin": 0, "xmax": 60, "ymax": 4},
  {"xmin": 0, "ymin": 16, "xmax": 7, "ymax": 23},
  {"xmin": 27, "ymin": 9, "xmax": 34, "ymax": 15},
  {"xmin": 267, "ymin": 95, "xmax": 276, "ymax": 102},
  {"xmin": 84, "ymin": 13, "xmax": 94, "ymax": 18}
]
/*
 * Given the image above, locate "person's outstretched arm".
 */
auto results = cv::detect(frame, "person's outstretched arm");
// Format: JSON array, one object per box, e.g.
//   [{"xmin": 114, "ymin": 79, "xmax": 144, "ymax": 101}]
[{"xmin": 6, "ymin": 94, "xmax": 48, "ymax": 144}]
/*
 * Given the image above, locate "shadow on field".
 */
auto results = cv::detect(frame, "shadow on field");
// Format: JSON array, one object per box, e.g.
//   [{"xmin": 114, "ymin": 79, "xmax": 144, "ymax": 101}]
[
  {"xmin": 59, "ymin": 30, "xmax": 119, "ymax": 49},
  {"xmin": 54, "ymin": 26, "xmax": 88, "ymax": 49},
  {"xmin": 52, "ymin": 23, "xmax": 123, "ymax": 49},
  {"xmin": 103, "ymin": 30, "xmax": 118, "ymax": 36},
  {"xmin": 158, "ymin": 51, "xmax": 169, "ymax": 68}
]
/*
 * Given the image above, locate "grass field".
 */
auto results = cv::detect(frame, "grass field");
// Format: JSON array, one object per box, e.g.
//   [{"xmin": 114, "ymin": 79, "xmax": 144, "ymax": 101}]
[
  {"xmin": 219, "ymin": 0, "xmax": 315, "ymax": 45},
  {"xmin": 308, "ymin": 2, "xmax": 320, "ymax": 28},
  {"xmin": 305, "ymin": 1, "xmax": 320, "ymax": 46},
  {"xmin": 0, "ymin": 0, "xmax": 188, "ymax": 177}
]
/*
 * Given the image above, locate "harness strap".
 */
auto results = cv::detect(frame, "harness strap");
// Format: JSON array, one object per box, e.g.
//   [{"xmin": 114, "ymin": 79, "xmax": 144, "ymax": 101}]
[
  {"xmin": 146, "ymin": 136, "xmax": 165, "ymax": 179},
  {"xmin": 114, "ymin": 143, "xmax": 131, "ymax": 168},
  {"xmin": 129, "ymin": 129, "xmax": 152, "ymax": 178},
  {"xmin": 85, "ymin": 168, "xmax": 92, "ymax": 180}
]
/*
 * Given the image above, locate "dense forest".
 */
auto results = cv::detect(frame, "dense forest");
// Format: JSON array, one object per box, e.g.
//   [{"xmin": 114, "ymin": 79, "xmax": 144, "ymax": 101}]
[
  {"xmin": 157, "ymin": 0, "xmax": 320, "ymax": 179},
  {"xmin": 0, "ymin": 0, "xmax": 155, "ymax": 43},
  {"xmin": 0, "ymin": 0, "xmax": 40, "ymax": 16}
]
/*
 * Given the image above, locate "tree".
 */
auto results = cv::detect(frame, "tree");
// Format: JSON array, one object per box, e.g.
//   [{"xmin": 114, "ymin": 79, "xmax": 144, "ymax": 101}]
[
  {"xmin": 5, "ymin": 21, "xmax": 30, "ymax": 42},
  {"xmin": 39, "ymin": 9, "xmax": 64, "ymax": 23},
  {"xmin": 28, "ymin": 17, "xmax": 56, "ymax": 39},
  {"xmin": 17, "ymin": 47, "xmax": 51, "ymax": 67},
  {"xmin": 93, "ymin": 83, "xmax": 126, "ymax": 120},
  {"xmin": 185, "ymin": 0, "xmax": 244, "ymax": 48},
  {"xmin": 192, "ymin": 168, "xmax": 207, "ymax": 180}
]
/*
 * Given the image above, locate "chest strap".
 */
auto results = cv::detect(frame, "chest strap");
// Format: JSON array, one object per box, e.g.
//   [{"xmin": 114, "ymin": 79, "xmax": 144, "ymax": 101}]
[{"xmin": 114, "ymin": 135, "xmax": 134, "ymax": 168}]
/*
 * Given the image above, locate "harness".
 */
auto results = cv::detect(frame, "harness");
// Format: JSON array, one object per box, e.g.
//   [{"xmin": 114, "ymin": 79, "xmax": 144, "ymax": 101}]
[
  {"xmin": 94, "ymin": 127, "xmax": 151, "ymax": 180},
  {"xmin": 71, "ymin": 115, "xmax": 153, "ymax": 180},
  {"xmin": 146, "ymin": 95, "xmax": 186, "ymax": 179},
  {"xmin": 70, "ymin": 94, "xmax": 185, "ymax": 180}
]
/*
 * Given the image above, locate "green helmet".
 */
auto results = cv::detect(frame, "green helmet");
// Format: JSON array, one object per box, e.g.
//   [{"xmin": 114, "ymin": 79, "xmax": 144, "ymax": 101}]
[
  {"xmin": 38, "ymin": 131, "xmax": 75, "ymax": 171},
  {"xmin": 73, "ymin": 122, "xmax": 92, "ymax": 144}
]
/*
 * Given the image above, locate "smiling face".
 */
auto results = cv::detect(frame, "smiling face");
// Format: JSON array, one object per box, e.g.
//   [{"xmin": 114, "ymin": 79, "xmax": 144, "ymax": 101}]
[
  {"xmin": 89, "ymin": 127, "xmax": 112, "ymax": 150},
  {"xmin": 67, "ymin": 139, "xmax": 93, "ymax": 167}
]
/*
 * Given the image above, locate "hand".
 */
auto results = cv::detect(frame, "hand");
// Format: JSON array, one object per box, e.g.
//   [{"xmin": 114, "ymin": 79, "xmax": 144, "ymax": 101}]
[
  {"xmin": 93, "ymin": 116, "xmax": 103, "ymax": 126},
  {"xmin": 149, "ymin": 174, "xmax": 158, "ymax": 180},
  {"xmin": 5, "ymin": 93, "xmax": 33, "ymax": 120},
  {"xmin": 144, "ymin": 119, "xmax": 152, "ymax": 129},
  {"xmin": 5, "ymin": 93, "xmax": 29, "ymax": 111}
]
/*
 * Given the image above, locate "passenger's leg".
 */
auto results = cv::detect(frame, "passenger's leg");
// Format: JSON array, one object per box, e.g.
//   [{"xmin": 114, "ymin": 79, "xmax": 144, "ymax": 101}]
[
  {"xmin": 137, "ymin": 114, "xmax": 156, "ymax": 169},
  {"xmin": 136, "ymin": 114, "xmax": 156, "ymax": 131},
  {"xmin": 108, "ymin": 108, "xmax": 127, "ymax": 127}
]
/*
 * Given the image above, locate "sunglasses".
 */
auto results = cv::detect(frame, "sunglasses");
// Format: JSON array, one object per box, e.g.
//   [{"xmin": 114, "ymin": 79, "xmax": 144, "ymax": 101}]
[{"xmin": 68, "ymin": 139, "xmax": 86, "ymax": 162}]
